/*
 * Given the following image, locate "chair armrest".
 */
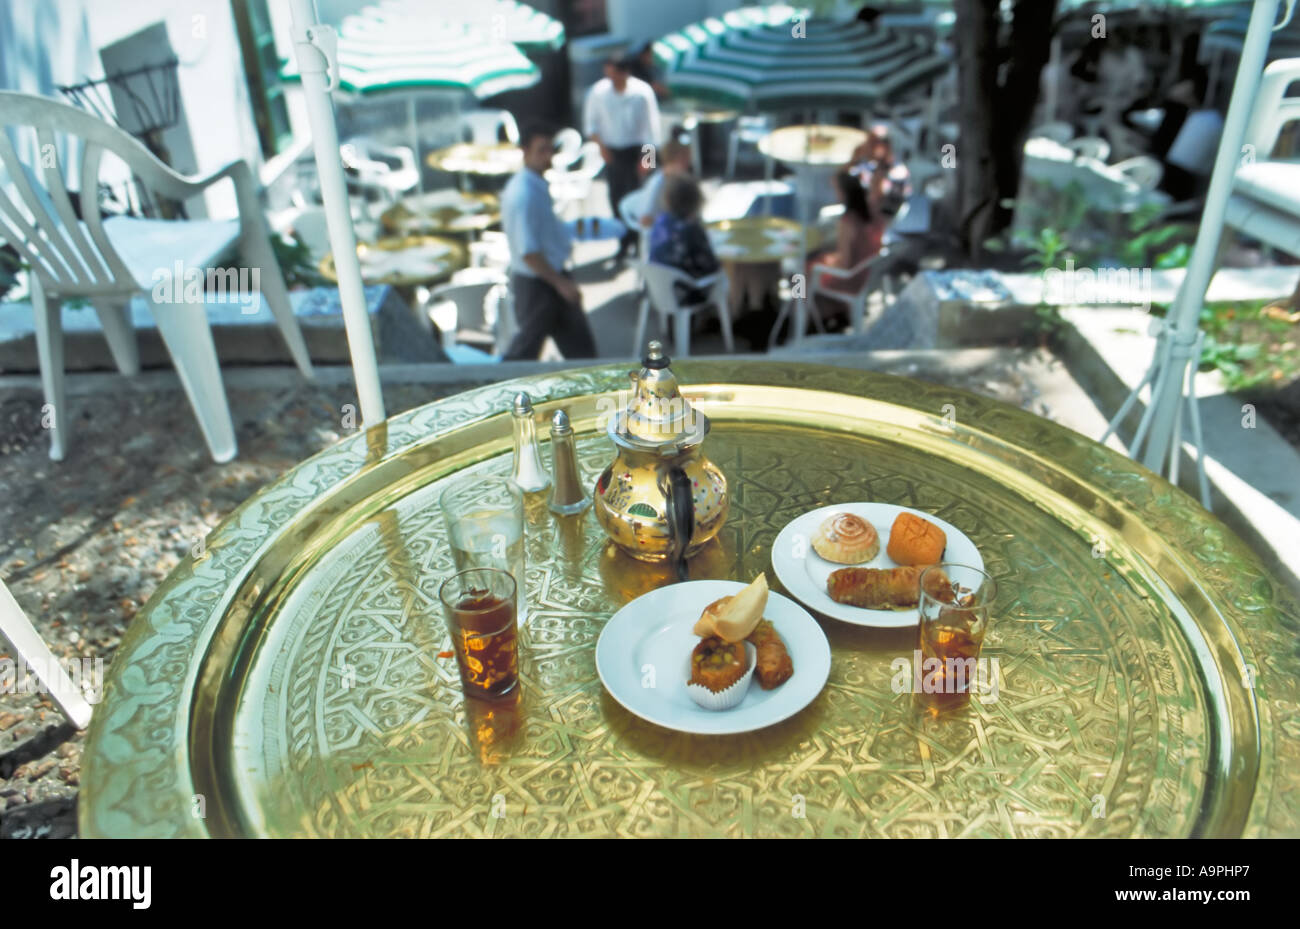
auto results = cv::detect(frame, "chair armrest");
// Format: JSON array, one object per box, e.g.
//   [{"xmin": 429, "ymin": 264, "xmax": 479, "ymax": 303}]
[
  {"xmin": 1247, "ymin": 58, "xmax": 1300, "ymax": 153},
  {"xmin": 811, "ymin": 252, "xmax": 885, "ymax": 281}
]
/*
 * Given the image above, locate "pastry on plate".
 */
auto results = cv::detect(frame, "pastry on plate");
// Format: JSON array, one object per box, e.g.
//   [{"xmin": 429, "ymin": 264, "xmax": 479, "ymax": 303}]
[
  {"xmin": 886, "ymin": 512, "xmax": 946, "ymax": 566},
  {"xmin": 811, "ymin": 512, "xmax": 880, "ymax": 564},
  {"xmin": 693, "ymin": 573, "xmax": 767, "ymax": 642},
  {"xmin": 689, "ymin": 637, "xmax": 749, "ymax": 693},
  {"xmin": 827, "ymin": 565, "xmax": 926, "ymax": 609},
  {"xmin": 747, "ymin": 619, "xmax": 793, "ymax": 689}
]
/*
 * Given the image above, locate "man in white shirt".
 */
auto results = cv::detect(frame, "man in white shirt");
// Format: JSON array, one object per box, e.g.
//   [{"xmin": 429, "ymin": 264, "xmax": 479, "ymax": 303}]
[
  {"xmin": 499, "ymin": 122, "xmax": 597, "ymax": 360},
  {"xmin": 584, "ymin": 55, "xmax": 661, "ymax": 261}
]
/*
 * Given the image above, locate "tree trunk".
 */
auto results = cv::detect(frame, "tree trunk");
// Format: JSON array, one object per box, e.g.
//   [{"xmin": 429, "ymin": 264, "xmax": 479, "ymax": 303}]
[{"xmin": 953, "ymin": 0, "xmax": 1060, "ymax": 261}]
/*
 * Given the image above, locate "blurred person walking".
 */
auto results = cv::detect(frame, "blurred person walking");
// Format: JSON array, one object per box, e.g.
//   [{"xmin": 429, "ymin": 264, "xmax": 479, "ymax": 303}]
[
  {"xmin": 585, "ymin": 55, "xmax": 661, "ymax": 261},
  {"xmin": 500, "ymin": 122, "xmax": 598, "ymax": 360}
]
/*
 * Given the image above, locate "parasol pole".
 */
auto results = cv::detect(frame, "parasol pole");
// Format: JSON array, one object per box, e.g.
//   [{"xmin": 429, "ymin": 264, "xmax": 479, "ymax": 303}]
[
  {"xmin": 1103, "ymin": 0, "xmax": 1288, "ymax": 507},
  {"xmin": 287, "ymin": 0, "xmax": 386, "ymax": 426}
]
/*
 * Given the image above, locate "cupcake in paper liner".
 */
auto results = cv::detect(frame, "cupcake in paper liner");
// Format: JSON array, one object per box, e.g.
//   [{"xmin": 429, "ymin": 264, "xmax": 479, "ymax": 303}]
[{"xmin": 686, "ymin": 641, "xmax": 757, "ymax": 711}]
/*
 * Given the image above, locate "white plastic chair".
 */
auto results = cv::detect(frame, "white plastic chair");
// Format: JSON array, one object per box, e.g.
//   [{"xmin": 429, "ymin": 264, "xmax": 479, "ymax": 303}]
[
  {"xmin": 0, "ymin": 578, "xmax": 93, "ymax": 729},
  {"xmin": 618, "ymin": 187, "xmax": 653, "ymax": 259},
  {"xmin": 0, "ymin": 90, "xmax": 315, "ymax": 462},
  {"xmin": 461, "ymin": 109, "xmax": 521, "ymax": 146},
  {"xmin": 547, "ymin": 141, "xmax": 604, "ymax": 221},
  {"xmin": 1064, "ymin": 136, "xmax": 1111, "ymax": 164},
  {"xmin": 1112, "ymin": 156, "xmax": 1163, "ymax": 192},
  {"xmin": 469, "ymin": 230, "xmax": 511, "ymax": 271},
  {"xmin": 780, "ymin": 251, "xmax": 889, "ymax": 344},
  {"xmin": 340, "ymin": 137, "xmax": 419, "ymax": 203},
  {"xmin": 636, "ymin": 263, "xmax": 734, "ymax": 359},
  {"xmin": 1225, "ymin": 58, "xmax": 1300, "ymax": 255},
  {"xmin": 552, "ymin": 128, "xmax": 583, "ymax": 171},
  {"xmin": 427, "ymin": 269, "xmax": 511, "ymax": 356}
]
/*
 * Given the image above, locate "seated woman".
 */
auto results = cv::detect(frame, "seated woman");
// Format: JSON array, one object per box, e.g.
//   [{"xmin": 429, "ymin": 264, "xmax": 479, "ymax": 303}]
[
  {"xmin": 806, "ymin": 170, "xmax": 886, "ymax": 330},
  {"xmin": 648, "ymin": 173, "xmax": 720, "ymax": 306},
  {"xmin": 847, "ymin": 123, "xmax": 910, "ymax": 219}
]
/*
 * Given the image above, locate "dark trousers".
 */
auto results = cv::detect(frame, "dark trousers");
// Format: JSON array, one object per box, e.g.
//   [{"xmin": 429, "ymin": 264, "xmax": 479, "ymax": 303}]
[
  {"xmin": 606, "ymin": 144, "xmax": 644, "ymax": 254},
  {"xmin": 503, "ymin": 272, "xmax": 598, "ymax": 361}
]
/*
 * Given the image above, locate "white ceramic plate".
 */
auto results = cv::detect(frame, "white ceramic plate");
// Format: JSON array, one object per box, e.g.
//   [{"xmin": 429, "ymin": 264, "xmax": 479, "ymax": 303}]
[
  {"xmin": 595, "ymin": 580, "xmax": 831, "ymax": 735},
  {"xmin": 770, "ymin": 503, "xmax": 982, "ymax": 628}
]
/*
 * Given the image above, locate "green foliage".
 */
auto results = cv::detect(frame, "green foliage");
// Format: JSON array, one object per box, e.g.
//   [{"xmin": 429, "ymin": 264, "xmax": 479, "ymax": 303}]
[{"xmin": 272, "ymin": 230, "xmax": 329, "ymax": 289}]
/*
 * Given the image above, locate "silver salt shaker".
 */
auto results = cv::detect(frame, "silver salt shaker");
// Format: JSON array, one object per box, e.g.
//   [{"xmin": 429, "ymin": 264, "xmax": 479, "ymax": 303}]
[
  {"xmin": 510, "ymin": 392, "xmax": 551, "ymax": 493},
  {"xmin": 548, "ymin": 410, "xmax": 591, "ymax": 516}
]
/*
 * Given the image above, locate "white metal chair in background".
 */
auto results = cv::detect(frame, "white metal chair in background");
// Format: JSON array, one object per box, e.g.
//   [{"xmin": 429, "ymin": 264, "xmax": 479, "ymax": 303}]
[
  {"xmin": 0, "ymin": 91, "xmax": 315, "ymax": 463},
  {"xmin": 636, "ymin": 263, "xmax": 734, "ymax": 359},
  {"xmin": 340, "ymin": 136, "xmax": 419, "ymax": 203},
  {"xmin": 0, "ymin": 578, "xmax": 93, "ymax": 729},
  {"xmin": 460, "ymin": 108, "xmax": 521, "ymax": 146}
]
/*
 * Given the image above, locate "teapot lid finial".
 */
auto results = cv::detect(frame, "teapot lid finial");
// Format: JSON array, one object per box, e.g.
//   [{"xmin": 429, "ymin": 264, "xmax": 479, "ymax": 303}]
[{"xmin": 611, "ymin": 341, "xmax": 708, "ymax": 453}]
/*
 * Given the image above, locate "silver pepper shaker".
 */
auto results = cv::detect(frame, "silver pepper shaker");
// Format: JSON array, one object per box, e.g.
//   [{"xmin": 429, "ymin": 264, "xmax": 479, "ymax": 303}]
[
  {"xmin": 548, "ymin": 410, "xmax": 591, "ymax": 516},
  {"xmin": 510, "ymin": 392, "xmax": 551, "ymax": 493}
]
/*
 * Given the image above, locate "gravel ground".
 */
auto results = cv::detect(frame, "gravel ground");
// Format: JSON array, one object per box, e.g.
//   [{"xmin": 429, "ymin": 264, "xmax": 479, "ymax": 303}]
[{"xmin": 0, "ymin": 355, "xmax": 1054, "ymax": 838}]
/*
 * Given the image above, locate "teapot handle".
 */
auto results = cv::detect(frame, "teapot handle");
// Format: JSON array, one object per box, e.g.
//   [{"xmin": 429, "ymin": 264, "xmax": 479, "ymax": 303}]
[{"xmin": 663, "ymin": 465, "xmax": 695, "ymax": 583}]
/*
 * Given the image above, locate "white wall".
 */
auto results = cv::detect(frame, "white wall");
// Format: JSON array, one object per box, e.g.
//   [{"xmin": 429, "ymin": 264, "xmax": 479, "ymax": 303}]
[{"xmin": 0, "ymin": 0, "xmax": 274, "ymax": 218}]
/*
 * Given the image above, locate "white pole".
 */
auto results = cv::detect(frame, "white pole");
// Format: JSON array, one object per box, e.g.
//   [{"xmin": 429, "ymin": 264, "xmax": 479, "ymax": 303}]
[
  {"xmin": 287, "ymin": 0, "xmax": 386, "ymax": 426},
  {"xmin": 1137, "ymin": 0, "xmax": 1280, "ymax": 478}
]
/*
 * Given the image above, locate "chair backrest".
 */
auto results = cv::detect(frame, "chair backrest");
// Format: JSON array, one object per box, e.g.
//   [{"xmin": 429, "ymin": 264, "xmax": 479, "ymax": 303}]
[
  {"xmin": 461, "ymin": 109, "xmax": 520, "ymax": 146},
  {"xmin": 1113, "ymin": 156, "xmax": 1163, "ymax": 192},
  {"xmin": 1245, "ymin": 58, "xmax": 1300, "ymax": 156},
  {"xmin": 341, "ymin": 137, "xmax": 415, "ymax": 177},
  {"xmin": 428, "ymin": 279, "xmax": 499, "ymax": 334},
  {"xmin": 641, "ymin": 261, "xmax": 719, "ymax": 312},
  {"xmin": 573, "ymin": 141, "xmax": 605, "ymax": 180},
  {"xmin": 0, "ymin": 90, "xmax": 183, "ymax": 298},
  {"xmin": 1066, "ymin": 136, "xmax": 1111, "ymax": 163},
  {"xmin": 618, "ymin": 187, "xmax": 652, "ymax": 258},
  {"xmin": 552, "ymin": 128, "xmax": 583, "ymax": 170}
]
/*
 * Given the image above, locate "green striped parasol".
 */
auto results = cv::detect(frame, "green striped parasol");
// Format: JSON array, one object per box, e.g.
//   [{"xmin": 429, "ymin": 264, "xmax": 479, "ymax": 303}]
[
  {"xmin": 655, "ymin": 5, "xmax": 951, "ymax": 112},
  {"xmin": 281, "ymin": 6, "xmax": 541, "ymax": 98}
]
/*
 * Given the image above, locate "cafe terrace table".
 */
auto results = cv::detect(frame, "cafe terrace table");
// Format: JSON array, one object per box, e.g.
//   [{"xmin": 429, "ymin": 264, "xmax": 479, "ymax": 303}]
[
  {"xmin": 79, "ymin": 363, "xmax": 1300, "ymax": 838},
  {"xmin": 379, "ymin": 190, "xmax": 500, "ymax": 237},
  {"xmin": 319, "ymin": 234, "xmax": 468, "ymax": 291},
  {"xmin": 707, "ymin": 217, "xmax": 823, "ymax": 323},
  {"xmin": 425, "ymin": 141, "xmax": 523, "ymax": 184},
  {"xmin": 758, "ymin": 124, "xmax": 870, "ymax": 169}
]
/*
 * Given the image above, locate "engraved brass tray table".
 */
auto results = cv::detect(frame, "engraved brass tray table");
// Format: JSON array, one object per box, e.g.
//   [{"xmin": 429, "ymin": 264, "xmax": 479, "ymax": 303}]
[{"xmin": 80, "ymin": 363, "xmax": 1300, "ymax": 837}]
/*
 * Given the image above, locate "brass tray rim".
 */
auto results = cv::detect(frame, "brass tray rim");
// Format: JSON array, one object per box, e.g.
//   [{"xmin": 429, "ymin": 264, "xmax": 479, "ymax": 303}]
[{"xmin": 77, "ymin": 361, "xmax": 1299, "ymax": 838}]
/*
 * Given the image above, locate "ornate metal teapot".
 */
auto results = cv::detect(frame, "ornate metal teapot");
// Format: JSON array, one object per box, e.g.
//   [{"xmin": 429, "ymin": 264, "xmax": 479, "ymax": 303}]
[{"xmin": 593, "ymin": 342, "xmax": 729, "ymax": 579}]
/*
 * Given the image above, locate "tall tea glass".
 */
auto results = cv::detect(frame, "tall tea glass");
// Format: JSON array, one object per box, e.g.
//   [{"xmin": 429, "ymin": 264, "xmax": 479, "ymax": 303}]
[
  {"xmin": 439, "ymin": 476, "xmax": 526, "ymax": 624},
  {"xmin": 916, "ymin": 563, "xmax": 997, "ymax": 713}
]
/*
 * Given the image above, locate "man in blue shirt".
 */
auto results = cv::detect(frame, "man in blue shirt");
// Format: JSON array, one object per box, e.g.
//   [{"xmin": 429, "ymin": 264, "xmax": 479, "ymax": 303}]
[{"xmin": 499, "ymin": 122, "xmax": 598, "ymax": 360}]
